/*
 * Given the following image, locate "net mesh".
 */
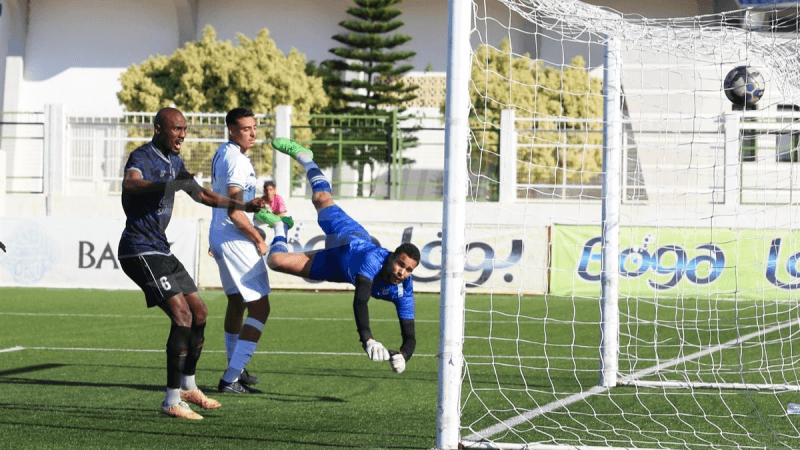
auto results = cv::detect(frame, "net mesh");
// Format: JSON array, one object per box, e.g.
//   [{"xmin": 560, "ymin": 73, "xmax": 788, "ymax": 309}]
[{"xmin": 456, "ymin": 1, "xmax": 800, "ymax": 449}]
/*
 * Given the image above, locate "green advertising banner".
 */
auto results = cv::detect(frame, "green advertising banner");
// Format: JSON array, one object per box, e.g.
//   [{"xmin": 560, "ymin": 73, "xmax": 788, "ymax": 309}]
[{"xmin": 551, "ymin": 224, "xmax": 800, "ymax": 300}]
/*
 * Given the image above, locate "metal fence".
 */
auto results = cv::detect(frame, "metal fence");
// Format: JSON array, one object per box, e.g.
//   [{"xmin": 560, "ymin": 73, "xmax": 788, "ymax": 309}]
[
  {"xmin": 6, "ymin": 108, "xmax": 797, "ymax": 205},
  {"xmin": 1, "ymin": 112, "xmax": 45, "ymax": 194},
  {"xmin": 291, "ymin": 112, "xmax": 448, "ymax": 200},
  {"xmin": 66, "ymin": 112, "xmax": 276, "ymax": 195}
]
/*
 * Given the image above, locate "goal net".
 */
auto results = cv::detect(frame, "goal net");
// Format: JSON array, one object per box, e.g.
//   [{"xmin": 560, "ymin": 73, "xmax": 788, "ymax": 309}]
[{"xmin": 438, "ymin": 0, "xmax": 800, "ymax": 449}]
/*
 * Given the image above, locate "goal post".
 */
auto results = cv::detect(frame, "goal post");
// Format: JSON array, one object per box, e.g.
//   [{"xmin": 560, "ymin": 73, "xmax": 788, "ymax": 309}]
[
  {"xmin": 438, "ymin": 0, "xmax": 800, "ymax": 449},
  {"xmin": 437, "ymin": 0, "xmax": 472, "ymax": 448},
  {"xmin": 599, "ymin": 34, "xmax": 622, "ymax": 389}
]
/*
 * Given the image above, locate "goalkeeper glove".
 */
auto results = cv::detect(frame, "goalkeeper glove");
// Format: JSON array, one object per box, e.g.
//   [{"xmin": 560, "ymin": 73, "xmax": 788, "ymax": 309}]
[
  {"xmin": 389, "ymin": 352, "xmax": 406, "ymax": 373},
  {"xmin": 363, "ymin": 339, "xmax": 390, "ymax": 361}
]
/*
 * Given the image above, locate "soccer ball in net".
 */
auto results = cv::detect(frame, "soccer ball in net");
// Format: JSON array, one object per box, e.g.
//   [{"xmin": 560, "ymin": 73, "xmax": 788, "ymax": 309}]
[{"xmin": 723, "ymin": 65, "xmax": 765, "ymax": 107}]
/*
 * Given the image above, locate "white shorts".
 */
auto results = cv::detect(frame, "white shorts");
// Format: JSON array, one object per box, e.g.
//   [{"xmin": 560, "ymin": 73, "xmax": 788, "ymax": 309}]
[{"xmin": 209, "ymin": 225, "xmax": 270, "ymax": 302}]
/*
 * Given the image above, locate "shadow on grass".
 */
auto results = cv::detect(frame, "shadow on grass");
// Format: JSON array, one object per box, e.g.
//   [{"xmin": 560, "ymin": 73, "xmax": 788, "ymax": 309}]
[
  {"xmin": 0, "ymin": 363, "xmax": 66, "ymax": 377},
  {"xmin": 0, "ymin": 365, "xmax": 350, "ymax": 402},
  {"xmin": 0, "ymin": 378, "xmax": 353, "ymax": 404},
  {"xmin": 0, "ymin": 363, "xmax": 434, "ymax": 405},
  {"xmin": 0, "ymin": 376, "xmax": 164, "ymax": 392},
  {"xmin": 256, "ymin": 391, "xmax": 347, "ymax": 403},
  {"xmin": 0, "ymin": 406, "xmax": 426, "ymax": 449}
]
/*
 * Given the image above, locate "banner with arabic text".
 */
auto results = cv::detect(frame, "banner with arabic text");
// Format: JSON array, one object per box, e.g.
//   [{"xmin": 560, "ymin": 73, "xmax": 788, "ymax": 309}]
[{"xmin": 262, "ymin": 221, "xmax": 549, "ymax": 294}]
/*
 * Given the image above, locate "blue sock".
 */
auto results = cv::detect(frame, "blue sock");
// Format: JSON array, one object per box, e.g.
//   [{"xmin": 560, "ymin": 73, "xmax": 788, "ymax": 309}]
[
  {"xmin": 308, "ymin": 168, "xmax": 331, "ymax": 193},
  {"xmin": 299, "ymin": 156, "xmax": 331, "ymax": 194},
  {"xmin": 269, "ymin": 237, "xmax": 288, "ymax": 257}
]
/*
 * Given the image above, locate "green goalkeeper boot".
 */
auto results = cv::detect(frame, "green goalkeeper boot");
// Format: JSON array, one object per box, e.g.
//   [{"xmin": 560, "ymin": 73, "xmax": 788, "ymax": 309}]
[
  {"xmin": 255, "ymin": 209, "xmax": 294, "ymax": 229},
  {"xmin": 271, "ymin": 138, "xmax": 313, "ymax": 159}
]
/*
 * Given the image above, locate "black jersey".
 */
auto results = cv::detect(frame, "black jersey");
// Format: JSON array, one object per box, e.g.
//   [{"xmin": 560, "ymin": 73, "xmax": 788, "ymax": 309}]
[{"xmin": 118, "ymin": 142, "xmax": 188, "ymax": 258}]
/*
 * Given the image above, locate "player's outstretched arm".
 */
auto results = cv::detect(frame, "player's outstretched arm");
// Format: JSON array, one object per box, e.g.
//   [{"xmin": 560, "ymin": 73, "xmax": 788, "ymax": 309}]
[
  {"xmin": 122, "ymin": 168, "xmax": 172, "ymax": 193},
  {"xmin": 389, "ymin": 318, "xmax": 416, "ymax": 373},
  {"xmin": 185, "ymin": 181, "xmax": 267, "ymax": 212},
  {"xmin": 398, "ymin": 318, "xmax": 416, "ymax": 359},
  {"xmin": 353, "ymin": 274, "xmax": 390, "ymax": 362},
  {"xmin": 122, "ymin": 170, "xmax": 209, "ymax": 198}
]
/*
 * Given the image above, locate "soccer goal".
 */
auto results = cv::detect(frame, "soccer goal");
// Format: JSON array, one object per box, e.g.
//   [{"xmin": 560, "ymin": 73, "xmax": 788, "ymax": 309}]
[{"xmin": 438, "ymin": 0, "xmax": 800, "ymax": 449}]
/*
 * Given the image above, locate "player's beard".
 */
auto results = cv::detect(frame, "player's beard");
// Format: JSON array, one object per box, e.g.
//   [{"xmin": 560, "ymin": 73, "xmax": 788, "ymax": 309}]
[{"xmin": 380, "ymin": 259, "xmax": 396, "ymax": 284}]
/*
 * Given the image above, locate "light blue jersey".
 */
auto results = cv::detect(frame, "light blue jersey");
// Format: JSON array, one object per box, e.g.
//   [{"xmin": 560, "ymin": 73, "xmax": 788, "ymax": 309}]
[{"xmin": 209, "ymin": 141, "xmax": 257, "ymax": 231}]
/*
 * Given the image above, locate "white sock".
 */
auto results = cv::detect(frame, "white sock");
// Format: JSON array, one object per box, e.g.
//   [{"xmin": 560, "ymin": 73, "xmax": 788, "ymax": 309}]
[
  {"xmin": 297, "ymin": 151, "xmax": 313, "ymax": 165},
  {"xmin": 273, "ymin": 221, "xmax": 287, "ymax": 240},
  {"xmin": 164, "ymin": 387, "xmax": 181, "ymax": 406},
  {"xmin": 224, "ymin": 331, "xmax": 238, "ymax": 361},
  {"xmin": 181, "ymin": 374, "xmax": 197, "ymax": 391},
  {"xmin": 222, "ymin": 340, "xmax": 258, "ymax": 383}
]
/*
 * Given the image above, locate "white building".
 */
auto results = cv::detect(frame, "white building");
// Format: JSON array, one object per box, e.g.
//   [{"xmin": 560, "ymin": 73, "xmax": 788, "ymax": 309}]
[{"xmin": 0, "ymin": 0, "xmax": 714, "ymax": 116}]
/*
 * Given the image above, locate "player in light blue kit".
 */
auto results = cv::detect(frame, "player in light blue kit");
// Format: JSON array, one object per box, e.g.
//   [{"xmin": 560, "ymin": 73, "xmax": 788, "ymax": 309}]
[
  {"xmin": 209, "ymin": 108, "xmax": 272, "ymax": 394},
  {"xmin": 259, "ymin": 138, "xmax": 420, "ymax": 373}
]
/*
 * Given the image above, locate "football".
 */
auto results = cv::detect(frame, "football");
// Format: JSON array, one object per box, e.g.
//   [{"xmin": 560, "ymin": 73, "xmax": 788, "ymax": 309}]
[{"xmin": 723, "ymin": 65, "xmax": 765, "ymax": 107}]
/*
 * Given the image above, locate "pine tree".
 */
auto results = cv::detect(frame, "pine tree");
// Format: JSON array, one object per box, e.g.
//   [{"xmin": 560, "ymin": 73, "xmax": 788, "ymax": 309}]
[
  {"xmin": 322, "ymin": 0, "xmax": 418, "ymax": 114},
  {"xmin": 314, "ymin": 0, "xmax": 419, "ymax": 198}
]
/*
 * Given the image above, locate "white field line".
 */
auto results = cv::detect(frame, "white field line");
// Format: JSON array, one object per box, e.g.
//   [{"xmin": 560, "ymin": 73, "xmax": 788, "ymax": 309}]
[
  {"xmin": 0, "ymin": 311, "xmax": 440, "ymax": 323},
  {"xmin": 0, "ymin": 346, "xmax": 24, "ymax": 353},
  {"xmin": 0, "ymin": 345, "xmax": 574, "ymax": 361},
  {"xmin": 0, "ymin": 311, "xmax": 525, "ymax": 325},
  {"xmin": 463, "ymin": 316, "xmax": 800, "ymax": 443},
  {"xmin": 13, "ymin": 346, "xmax": 438, "ymax": 358},
  {"xmin": 5, "ymin": 345, "xmax": 574, "ymax": 361}
]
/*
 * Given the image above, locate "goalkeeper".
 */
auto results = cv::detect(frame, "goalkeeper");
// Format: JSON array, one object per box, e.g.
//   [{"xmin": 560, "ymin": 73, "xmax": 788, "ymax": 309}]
[{"xmin": 258, "ymin": 138, "xmax": 419, "ymax": 373}]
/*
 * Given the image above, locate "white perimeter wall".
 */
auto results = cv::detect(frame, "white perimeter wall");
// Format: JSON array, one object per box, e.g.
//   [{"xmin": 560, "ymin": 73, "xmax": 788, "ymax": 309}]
[
  {"xmin": 18, "ymin": 0, "xmax": 181, "ymax": 115},
  {"xmin": 8, "ymin": 0, "xmax": 452, "ymax": 116},
  {"xmin": 5, "ymin": 0, "xmax": 714, "ymax": 116}
]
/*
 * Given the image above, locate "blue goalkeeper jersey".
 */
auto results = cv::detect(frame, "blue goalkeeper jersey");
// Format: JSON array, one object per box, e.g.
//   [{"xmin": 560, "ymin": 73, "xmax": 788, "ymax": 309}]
[
  {"xmin": 311, "ymin": 205, "xmax": 416, "ymax": 320},
  {"xmin": 118, "ymin": 142, "xmax": 188, "ymax": 258}
]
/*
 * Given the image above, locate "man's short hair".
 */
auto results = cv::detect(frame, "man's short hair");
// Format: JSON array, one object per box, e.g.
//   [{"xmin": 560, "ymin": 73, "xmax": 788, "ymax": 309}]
[
  {"xmin": 153, "ymin": 109, "xmax": 166, "ymax": 128},
  {"xmin": 226, "ymin": 107, "xmax": 255, "ymax": 127},
  {"xmin": 394, "ymin": 242, "xmax": 420, "ymax": 263},
  {"xmin": 263, "ymin": 180, "xmax": 276, "ymax": 189},
  {"xmin": 154, "ymin": 107, "xmax": 180, "ymax": 129}
]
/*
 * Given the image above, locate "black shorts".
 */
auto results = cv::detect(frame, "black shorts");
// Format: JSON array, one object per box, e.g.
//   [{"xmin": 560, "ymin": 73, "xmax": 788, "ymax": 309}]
[{"xmin": 119, "ymin": 254, "xmax": 198, "ymax": 308}]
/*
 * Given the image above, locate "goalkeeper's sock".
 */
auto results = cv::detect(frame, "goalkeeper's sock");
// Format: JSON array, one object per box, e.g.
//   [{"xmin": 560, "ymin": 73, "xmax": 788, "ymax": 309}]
[
  {"xmin": 222, "ymin": 340, "xmax": 258, "ymax": 383},
  {"xmin": 224, "ymin": 331, "xmax": 238, "ymax": 361},
  {"xmin": 298, "ymin": 154, "xmax": 331, "ymax": 194},
  {"xmin": 181, "ymin": 374, "xmax": 198, "ymax": 391}
]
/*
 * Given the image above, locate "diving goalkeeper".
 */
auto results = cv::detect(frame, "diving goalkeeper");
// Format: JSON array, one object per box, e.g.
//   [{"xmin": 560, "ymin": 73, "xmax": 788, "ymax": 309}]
[{"xmin": 258, "ymin": 138, "xmax": 419, "ymax": 373}]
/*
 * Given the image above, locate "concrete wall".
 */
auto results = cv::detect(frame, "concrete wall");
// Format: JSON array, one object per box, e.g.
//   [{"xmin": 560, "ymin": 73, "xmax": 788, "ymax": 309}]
[{"xmin": 10, "ymin": 0, "xmax": 182, "ymax": 115}]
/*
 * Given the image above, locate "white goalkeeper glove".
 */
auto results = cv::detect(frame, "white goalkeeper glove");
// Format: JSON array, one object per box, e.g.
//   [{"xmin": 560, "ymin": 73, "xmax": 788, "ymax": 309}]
[
  {"xmin": 364, "ymin": 339, "xmax": 390, "ymax": 361},
  {"xmin": 390, "ymin": 352, "xmax": 406, "ymax": 373}
]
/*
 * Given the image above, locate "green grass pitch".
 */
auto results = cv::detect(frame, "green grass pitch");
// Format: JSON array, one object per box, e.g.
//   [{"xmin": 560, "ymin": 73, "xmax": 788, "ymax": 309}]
[
  {"xmin": 3, "ymin": 288, "xmax": 800, "ymax": 449},
  {"xmin": 0, "ymin": 288, "xmax": 441, "ymax": 450}
]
